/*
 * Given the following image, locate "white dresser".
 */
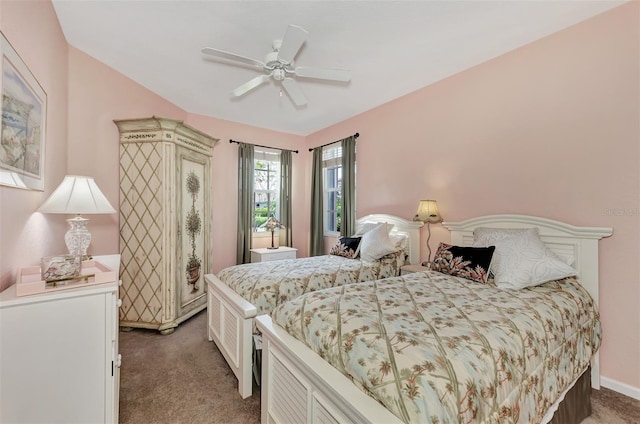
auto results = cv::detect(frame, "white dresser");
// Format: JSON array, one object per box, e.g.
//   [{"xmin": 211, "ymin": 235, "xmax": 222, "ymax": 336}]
[
  {"xmin": 0, "ymin": 255, "xmax": 121, "ymax": 424},
  {"xmin": 115, "ymin": 117, "xmax": 219, "ymax": 334},
  {"xmin": 250, "ymin": 246, "xmax": 297, "ymax": 262}
]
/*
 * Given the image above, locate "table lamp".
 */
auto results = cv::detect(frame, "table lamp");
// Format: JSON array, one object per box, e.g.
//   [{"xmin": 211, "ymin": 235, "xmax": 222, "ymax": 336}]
[
  {"xmin": 265, "ymin": 216, "xmax": 284, "ymax": 249},
  {"xmin": 414, "ymin": 199, "xmax": 442, "ymax": 267},
  {"xmin": 38, "ymin": 175, "xmax": 116, "ymax": 257}
]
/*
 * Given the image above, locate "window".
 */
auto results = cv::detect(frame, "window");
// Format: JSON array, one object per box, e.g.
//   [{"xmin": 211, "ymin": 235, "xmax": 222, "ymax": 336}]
[
  {"xmin": 253, "ymin": 148, "xmax": 280, "ymax": 233},
  {"xmin": 323, "ymin": 143, "xmax": 342, "ymax": 235}
]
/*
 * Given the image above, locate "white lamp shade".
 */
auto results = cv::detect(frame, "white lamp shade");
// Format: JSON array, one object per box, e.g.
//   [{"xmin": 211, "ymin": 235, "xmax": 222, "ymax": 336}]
[
  {"xmin": 38, "ymin": 175, "xmax": 116, "ymax": 214},
  {"xmin": 415, "ymin": 199, "xmax": 442, "ymax": 223}
]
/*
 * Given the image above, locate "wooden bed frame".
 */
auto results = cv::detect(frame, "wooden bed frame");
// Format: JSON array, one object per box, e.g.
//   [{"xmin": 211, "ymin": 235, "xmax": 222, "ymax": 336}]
[
  {"xmin": 256, "ymin": 214, "xmax": 612, "ymax": 423},
  {"xmin": 205, "ymin": 214, "xmax": 423, "ymax": 399}
]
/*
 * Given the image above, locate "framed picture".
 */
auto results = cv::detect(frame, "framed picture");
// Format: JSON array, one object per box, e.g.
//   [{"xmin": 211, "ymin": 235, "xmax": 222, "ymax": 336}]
[{"xmin": 0, "ymin": 31, "xmax": 46, "ymax": 191}]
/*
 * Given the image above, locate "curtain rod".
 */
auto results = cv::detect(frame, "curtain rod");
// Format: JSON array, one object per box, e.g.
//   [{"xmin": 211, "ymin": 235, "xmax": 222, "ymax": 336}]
[
  {"xmin": 308, "ymin": 132, "xmax": 359, "ymax": 152},
  {"xmin": 229, "ymin": 139, "xmax": 299, "ymax": 154}
]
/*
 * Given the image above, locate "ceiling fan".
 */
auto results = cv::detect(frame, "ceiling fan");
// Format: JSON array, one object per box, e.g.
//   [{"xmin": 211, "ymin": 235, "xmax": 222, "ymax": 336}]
[{"xmin": 201, "ymin": 24, "xmax": 351, "ymax": 106}]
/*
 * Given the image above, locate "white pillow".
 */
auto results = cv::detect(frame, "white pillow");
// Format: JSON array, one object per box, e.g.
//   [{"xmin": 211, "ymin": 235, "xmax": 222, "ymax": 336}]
[
  {"xmin": 354, "ymin": 221, "xmax": 394, "ymax": 237},
  {"xmin": 359, "ymin": 223, "xmax": 398, "ymax": 262},
  {"xmin": 557, "ymin": 254, "xmax": 576, "ymax": 267},
  {"xmin": 473, "ymin": 227, "xmax": 532, "ymax": 246},
  {"xmin": 389, "ymin": 233, "xmax": 408, "ymax": 249},
  {"xmin": 472, "ymin": 227, "xmax": 576, "ymax": 290}
]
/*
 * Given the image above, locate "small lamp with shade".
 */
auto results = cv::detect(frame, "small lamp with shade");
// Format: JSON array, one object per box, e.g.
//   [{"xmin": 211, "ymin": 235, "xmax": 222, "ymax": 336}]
[
  {"xmin": 413, "ymin": 199, "xmax": 442, "ymax": 267},
  {"xmin": 265, "ymin": 216, "xmax": 284, "ymax": 249},
  {"xmin": 38, "ymin": 175, "xmax": 116, "ymax": 258}
]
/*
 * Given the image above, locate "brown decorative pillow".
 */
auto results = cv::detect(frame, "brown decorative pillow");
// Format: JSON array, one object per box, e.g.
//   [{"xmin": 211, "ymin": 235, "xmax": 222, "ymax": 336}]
[
  {"xmin": 431, "ymin": 243, "xmax": 495, "ymax": 284},
  {"xmin": 329, "ymin": 236, "xmax": 362, "ymax": 259}
]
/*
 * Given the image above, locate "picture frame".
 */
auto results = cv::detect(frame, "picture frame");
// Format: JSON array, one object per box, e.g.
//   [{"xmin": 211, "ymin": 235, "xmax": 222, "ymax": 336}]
[{"xmin": 0, "ymin": 31, "xmax": 46, "ymax": 191}]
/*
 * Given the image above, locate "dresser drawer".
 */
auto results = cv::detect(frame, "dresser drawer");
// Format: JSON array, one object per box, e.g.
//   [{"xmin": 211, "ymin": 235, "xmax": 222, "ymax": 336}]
[{"xmin": 250, "ymin": 247, "xmax": 297, "ymax": 263}]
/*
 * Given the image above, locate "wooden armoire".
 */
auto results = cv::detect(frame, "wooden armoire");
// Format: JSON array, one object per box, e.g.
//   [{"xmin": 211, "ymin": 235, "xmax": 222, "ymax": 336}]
[{"xmin": 115, "ymin": 117, "xmax": 218, "ymax": 334}]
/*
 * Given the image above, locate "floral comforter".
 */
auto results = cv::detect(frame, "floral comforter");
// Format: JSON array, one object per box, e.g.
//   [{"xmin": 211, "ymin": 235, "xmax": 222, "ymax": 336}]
[
  {"xmin": 272, "ymin": 271, "xmax": 601, "ymax": 424},
  {"xmin": 217, "ymin": 250, "xmax": 404, "ymax": 317}
]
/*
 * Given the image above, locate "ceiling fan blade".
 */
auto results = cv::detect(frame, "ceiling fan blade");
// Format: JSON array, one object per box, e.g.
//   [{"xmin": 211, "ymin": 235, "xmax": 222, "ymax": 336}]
[
  {"xmin": 281, "ymin": 77, "xmax": 307, "ymax": 106},
  {"xmin": 231, "ymin": 74, "xmax": 271, "ymax": 97},
  {"xmin": 294, "ymin": 67, "xmax": 352, "ymax": 82},
  {"xmin": 277, "ymin": 25, "xmax": 308, "ymax": 64},
  {"xmin": 201, "ymin": 47, "xmax": 264, "ymax": 69}
]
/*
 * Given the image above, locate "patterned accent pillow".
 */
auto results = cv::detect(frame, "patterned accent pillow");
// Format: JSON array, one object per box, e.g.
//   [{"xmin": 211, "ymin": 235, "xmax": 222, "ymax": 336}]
[
  {"xmin": 329, "ymin": 236, "xmax": 362, "ymax": 259},
  {"xmin": 431, "ymin": 243, "xmax": 495, "ymax": 284}
]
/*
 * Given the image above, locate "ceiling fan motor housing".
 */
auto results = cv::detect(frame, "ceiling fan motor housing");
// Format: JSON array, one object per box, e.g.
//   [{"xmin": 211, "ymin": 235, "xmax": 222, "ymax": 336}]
[
  {"xmin": 264, "ymin": 49, "xmax": 295, "ymax": 78},
  {"xmin": 264, "ymin": 51, "xmax": 281, "ymax": 68}
]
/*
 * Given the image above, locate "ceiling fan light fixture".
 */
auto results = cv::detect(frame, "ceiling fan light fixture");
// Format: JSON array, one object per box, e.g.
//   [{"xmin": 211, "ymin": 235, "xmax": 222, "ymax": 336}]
[{"xmin": 273, "ymin": 68, "xmax": 285, "ymax": 81}]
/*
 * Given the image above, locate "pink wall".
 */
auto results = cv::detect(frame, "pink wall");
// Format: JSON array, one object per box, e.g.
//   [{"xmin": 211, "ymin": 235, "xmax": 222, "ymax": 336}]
[
  {"xmin": 65, "ymin": 46, "xmax": 187, "ymax": 256},
  {"xmin": 0, "ymin": 0, "xmax": 69, "ymax": 291},
  {"xmin": 1, "ymin": 0, "xmax": 637, "ymax": 398},
  {"xmin": 307, "ymin": 3, "xmax": 640, "ymax": 395}
]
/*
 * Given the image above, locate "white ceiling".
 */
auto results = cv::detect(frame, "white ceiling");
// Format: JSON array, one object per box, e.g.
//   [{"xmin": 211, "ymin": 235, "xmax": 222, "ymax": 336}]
[{"xmin": 52, "ymin": 0, "xmax": 625, "ymax": 136}]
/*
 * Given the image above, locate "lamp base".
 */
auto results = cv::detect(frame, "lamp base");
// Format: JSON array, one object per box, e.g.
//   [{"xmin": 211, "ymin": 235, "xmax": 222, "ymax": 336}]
[
  {"xmin": 65, "ymin": 216, "xmax": 91, "ymax": 257},
  {"xmin": 267, "ymin": 229, "xmax": 279, "ymax": 249}
]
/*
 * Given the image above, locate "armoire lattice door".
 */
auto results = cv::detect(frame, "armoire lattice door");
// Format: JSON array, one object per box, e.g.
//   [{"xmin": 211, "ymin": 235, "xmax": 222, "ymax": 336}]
[{"xmin": 115, "ymin": 117, "xmax": 218, "ymax": 334}]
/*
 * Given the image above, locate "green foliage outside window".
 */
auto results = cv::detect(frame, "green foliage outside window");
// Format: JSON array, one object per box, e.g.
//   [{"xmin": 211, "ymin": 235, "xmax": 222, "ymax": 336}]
[
  {"xmin": 254, "ymin": 155, "xmax": 280, "ymax": 231},
  {"xmin": 255, "ymin": 201, "xmax": 277, "ymax": 228}
]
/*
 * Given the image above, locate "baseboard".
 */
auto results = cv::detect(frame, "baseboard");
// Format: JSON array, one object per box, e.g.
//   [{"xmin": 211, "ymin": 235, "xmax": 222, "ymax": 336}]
[{"xmin": 600, "ymin": 376, "xmax": 640, "ymax": 400}]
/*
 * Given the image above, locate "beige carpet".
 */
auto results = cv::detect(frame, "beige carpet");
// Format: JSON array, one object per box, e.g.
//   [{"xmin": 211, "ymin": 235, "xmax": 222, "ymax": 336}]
[{"xmin": 119, "ymin": 310, "xmax": 639, "ymax": 424}]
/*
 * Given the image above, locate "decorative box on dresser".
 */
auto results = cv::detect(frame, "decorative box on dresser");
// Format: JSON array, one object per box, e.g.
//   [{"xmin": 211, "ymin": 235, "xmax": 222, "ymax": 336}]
[
  {"xmin": 115, "ymin": 117, "xmax": 219, "ymax": 334},
  {"xmin": 0, "ymin": 254, "xmax": 122, "ymax": 424}
]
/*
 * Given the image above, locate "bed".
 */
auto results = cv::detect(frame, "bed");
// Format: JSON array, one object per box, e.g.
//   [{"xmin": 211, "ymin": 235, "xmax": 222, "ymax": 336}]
[
  {"xmin": 205, "ymin": 213, "xmax": 423, "ymax": 398},
  {"xmin": 256, "ymin": 214, "xmax": 613, "ymax": 423}
]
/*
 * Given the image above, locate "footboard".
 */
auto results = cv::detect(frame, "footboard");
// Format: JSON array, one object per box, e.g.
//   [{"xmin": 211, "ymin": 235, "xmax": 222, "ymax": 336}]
[
  {"xmin": 205, "ymin": 274, "xmax": 257, "ymax": 398},
  {"xmin": 255, "ymin": 315, "xmax": 401, "ymax": 424}
]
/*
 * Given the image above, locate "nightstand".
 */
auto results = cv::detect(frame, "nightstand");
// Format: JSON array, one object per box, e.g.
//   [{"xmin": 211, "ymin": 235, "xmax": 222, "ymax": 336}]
[
  {"xmin": 0, "ymin": 254, "xmax": 121, "ymax": 423},
  {"xmin": 400, "ymin": 264, "xmax": 431, "ymax": 275},
  {"xmin": 250, "ymin": 246, "xmax": 298, "ymax": 263}
]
